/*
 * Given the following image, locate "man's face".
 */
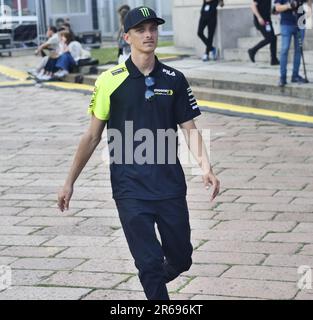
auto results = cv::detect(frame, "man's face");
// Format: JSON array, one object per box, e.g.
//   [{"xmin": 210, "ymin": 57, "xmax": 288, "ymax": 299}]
[{"xmin": 125, "ymin": 21, "xmax": 159, "ymax": 54}]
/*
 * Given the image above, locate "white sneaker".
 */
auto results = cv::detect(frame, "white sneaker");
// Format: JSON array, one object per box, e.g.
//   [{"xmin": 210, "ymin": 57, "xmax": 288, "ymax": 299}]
[
  {"xmin": 54, "ymin": 70, "xmax": 69, "ymax": 79},
  {"xmin": 28, "ymin": 69, "xmax": 39, "ymax": 77},
  {"xmin": 210, "ymin": 47, "xmax": 218, "ymax": 61},
  {"xmin": 37, "ymin": 74, "xmax": 52, "ymax": 81},
  {"xmin": 35, "ymin": 71, "xmax": 45, "ymax": 80},
  {"xmin": 202, "ymin": 54, "xmax": 209, "ymax": 62}
]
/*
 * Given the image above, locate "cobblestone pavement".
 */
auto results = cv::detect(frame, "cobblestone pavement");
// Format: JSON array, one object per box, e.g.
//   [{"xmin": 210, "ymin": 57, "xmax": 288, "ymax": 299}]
[{"xmin": 0, "ymin": 84, "xmax": 313, "ymax": 300}]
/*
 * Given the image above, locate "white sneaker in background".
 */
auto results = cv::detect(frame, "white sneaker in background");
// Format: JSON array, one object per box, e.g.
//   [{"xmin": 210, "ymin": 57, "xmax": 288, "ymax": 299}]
[
  {"xmin": 202, "ymin": 54, "xmax": 209, "ymax": 62},
  {"xmin": 210, "ymin": 48, "xmax": 219, "ymax": 61},
  {"xmin": 28, "ymin": 69, "xmax": 39, "ymax": 77},
  {"xmin": 38, "ymin": 74, "xmax": 52, "ymax": 81},
  {"xmin": 35, "ymin": 70, "xmax": 45, "ymax": 80},
  {"xmin": 54, "ymin": 70, "xmax": 69, "ymax": 79}
]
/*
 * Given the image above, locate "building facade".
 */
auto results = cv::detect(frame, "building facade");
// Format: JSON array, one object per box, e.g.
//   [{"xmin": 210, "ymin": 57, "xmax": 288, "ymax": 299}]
[
  {"xmin": 0, "ymin": 0, "xmax": 37, "ymax": 23},
  {"xmin": 173, "ymin": 0, "xmax": 253, "ymax": 58},
  {"xmin": 1, "ymin": 0, "xmax": 173, "ymax": 38},
  {"xmin": 45, "ymin": 0, "xmax": 173, "ymax": 37},
  {"xmin": 97, "ymin": 0, "xmax": 173, "ymax": 37},
  {"xmin": 2, "ymin": 0, "xmax": 278, "ymax": 56}
]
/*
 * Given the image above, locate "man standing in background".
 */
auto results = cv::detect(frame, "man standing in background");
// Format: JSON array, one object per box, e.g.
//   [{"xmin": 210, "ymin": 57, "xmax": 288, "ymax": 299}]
[
  {"xmin": 197, "ymin": 0, "xmax": 224, "ymax": 61},
  {"xmin": 275, "ymin": 0, "xmax": 312, "ymax": 87},
  {"xmin": 248, "ymin": 0, "xmax": 280, "ymax": 65}
]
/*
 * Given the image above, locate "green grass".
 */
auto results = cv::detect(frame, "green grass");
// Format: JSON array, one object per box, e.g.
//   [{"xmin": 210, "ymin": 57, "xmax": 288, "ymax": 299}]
[
  {"xmin": 91, "ymin": 47, "xmax": 118, "ymax": 65},
  {"xmin": 91, "ymin": 41, "xmax": 174, "ymax": 65},
  {"xmin": 158, "ymin": 40, "xmax": 174, "ymax": 47}
]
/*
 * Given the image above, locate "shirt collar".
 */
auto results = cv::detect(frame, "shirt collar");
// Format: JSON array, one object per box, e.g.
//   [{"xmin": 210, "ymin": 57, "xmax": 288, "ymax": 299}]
[{"xmin": 125, "ymin": 55, "xmax": 162, "ymax": 79}]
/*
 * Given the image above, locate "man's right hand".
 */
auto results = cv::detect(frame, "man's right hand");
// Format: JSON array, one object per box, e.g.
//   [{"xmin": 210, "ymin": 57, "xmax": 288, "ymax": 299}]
[
  {"xmin": 258, "ymin": 17, "xmax": 265, "ymax": 26},
  {"xmin": 290, "ymin": 0, "xmax": 300, "ymax": 9},
  {"xmin": 58, "ymin": 184, "xmax": 73, "ymax": 212}
]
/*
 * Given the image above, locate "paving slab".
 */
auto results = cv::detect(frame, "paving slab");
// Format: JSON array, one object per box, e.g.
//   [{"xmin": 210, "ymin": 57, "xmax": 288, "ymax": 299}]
[
  {"xmin": 180, "ymin": 277, "xmax": 298, "ymax": 300},
  {"xmin": 0, "ymin": 246, "xmax": 65, "ymax": 258},
  {"xmin": 39, "ymin": 271, "xmax": 130, "ymax": 289},
  {"xmin": 82, "ymin": 289, "xmax": 146, "ymax": 300},
  {"xmin": 0, "ymin": 286, "xmax": 91, "ymax": 300},
  {"xmin": 10, "ymin": 258, "xmax": 85, "ymax": 271}
]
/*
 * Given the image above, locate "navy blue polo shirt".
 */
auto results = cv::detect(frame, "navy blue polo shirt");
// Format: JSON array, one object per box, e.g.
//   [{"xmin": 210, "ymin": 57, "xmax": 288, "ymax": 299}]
[
  {"xmin": 274, "ymin": 0, "xmax": 305, "ymax": 25},
  {"xmin": 201, "ymin": 0, "xmax": 219, "ymax": 17},
  {"xmin": 88, "ymin": 56, "xmax": 201, "ymax": 200},
  {"xmin": 253, "ymin": 0, "xmax": 272, "ymax": 21}
]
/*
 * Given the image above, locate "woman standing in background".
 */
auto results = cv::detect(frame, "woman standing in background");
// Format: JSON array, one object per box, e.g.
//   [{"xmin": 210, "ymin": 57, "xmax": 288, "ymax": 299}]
[{"xmin": 117, "ymin": 4, "xmax": 131, "ymax": 63}]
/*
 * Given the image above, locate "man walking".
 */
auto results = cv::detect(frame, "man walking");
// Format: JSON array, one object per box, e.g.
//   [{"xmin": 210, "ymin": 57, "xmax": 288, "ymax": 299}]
[
  {"xmin": 197, "ymin": 0, "xmax": 224, "ymax": 61},
  {"xmin": 58, "ymin": 7, "xmax": 220, "ymax": 300},
  {"xmin": 275, "ymin": 0, "xmax": 312, "ymax": 87},
  {"xmin": 248, "ymin": 0, "xmax": 280, "ymax": 65}
]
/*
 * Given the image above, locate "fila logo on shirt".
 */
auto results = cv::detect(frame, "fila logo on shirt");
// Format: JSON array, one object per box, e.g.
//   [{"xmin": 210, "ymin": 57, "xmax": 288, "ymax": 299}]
[
  {"xmin": 187, "ymin": 87, "xmax": 199, "ymax": 110},
  {"xmin": 162, "ymin": 68, "xmax": 176, "ymax": 77}
]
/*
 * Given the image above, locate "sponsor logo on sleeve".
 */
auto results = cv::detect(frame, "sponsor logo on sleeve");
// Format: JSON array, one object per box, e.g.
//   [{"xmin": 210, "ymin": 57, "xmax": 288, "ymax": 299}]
[
  {"xmin": 111, "ymin": 67, "xmax": 127, "ymax": 76},
  {"xmin": 187, "ymin": 87, "xmax": 199, "ymax": 110}
]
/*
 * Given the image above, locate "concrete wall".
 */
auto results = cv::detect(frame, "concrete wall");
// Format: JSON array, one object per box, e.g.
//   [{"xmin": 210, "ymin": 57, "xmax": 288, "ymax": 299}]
[
  {"xmin": 215, "ymin": 5, "xmax": 254, "ymax": 58},
  {"xmin": 173, "ymin": 0, "xmax": 254, "ymax": 58}
]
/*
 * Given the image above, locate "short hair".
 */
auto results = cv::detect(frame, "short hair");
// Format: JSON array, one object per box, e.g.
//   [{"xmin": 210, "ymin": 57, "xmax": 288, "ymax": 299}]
[
  {"xmin": 49, "ymin": 26, "xmax": 57, "ymax": 33},
  {"xmin": 118, "ymin": 5, "xmax": 131, "ymax": 13},
  {"xmin": 59, "ymin": 30, "xmax": 74, "ymax": 45},
  {"xmin": 62, "ymin": 23, "xmax": 72, "ymax": 29}
]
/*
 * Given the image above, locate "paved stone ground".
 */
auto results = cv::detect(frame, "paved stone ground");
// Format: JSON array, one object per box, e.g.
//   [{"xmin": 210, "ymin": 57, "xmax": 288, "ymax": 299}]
[
  {"xmin": 0, "ymin": 74, "xmax": 12, "ymax": 82},
  {"xmin": 0, "ymin": 82, "xmax": 313, "ymax": 300}
]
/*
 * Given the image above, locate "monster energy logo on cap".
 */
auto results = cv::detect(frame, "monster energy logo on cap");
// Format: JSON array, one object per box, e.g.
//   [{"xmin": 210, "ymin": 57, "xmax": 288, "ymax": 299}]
[
  {"xmin": 140, "ymin": 7, "xmax": 150, "ymax": 17},
  {"xmin": 124, "ymin": 6, "xmax": 165, "ymax": 33}
]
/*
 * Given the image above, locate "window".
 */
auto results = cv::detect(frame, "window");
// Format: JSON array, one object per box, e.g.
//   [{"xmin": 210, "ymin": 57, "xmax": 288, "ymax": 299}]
[
  {"xmin": 142, "ymin": 0, "xmax": 156, "ymax": 10},
  {"xmin": 113, "ymin": 0, "xmax": 128, "ymax": 31},
  {"xmin": 3, "ymin": 0, "xmax": 18, "ymax": 16},
  {"xmin": 21, "ymin": 0, "xmax": 36, "ymax": 16},
  {"xmin": 51, "ymin": 0, "xmax": 87, "ymax": 15},
  {"xmin": 97, "ymin": 0, "xmax": 111, "ymax": 35},
  {"xmin": 51, "ymin": 0, "xmax": 67, "ymax": 14},
  {"xmin": 69, "ymin": 0, "xmax": 86, "ymax": 14},
  {"xmin": 160, "ymin": 0, "xmax": 172, "ymax": 32}
]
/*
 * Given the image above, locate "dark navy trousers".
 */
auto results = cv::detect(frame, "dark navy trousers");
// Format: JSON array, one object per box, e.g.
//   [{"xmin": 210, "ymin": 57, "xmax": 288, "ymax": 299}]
[{"xmin": 115, "ymin": 197, "xmax": 193, "ymax": 300}]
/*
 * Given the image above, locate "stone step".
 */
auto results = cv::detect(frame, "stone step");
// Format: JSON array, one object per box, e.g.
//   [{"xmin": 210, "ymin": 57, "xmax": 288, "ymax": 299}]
[
  {"xmin": 80, "ymin": 71, "xmax": 313, "ymax": 102},
  {"xmin": 83, "ymin": 74, "xmax": 98, "ymax": 86},
  {"xmin": 224, "ymin": 48, "xmax": 313, "ymax": 65},
  {"xmin": 188, "ymin": 75, "xmax": 313, "ymax": 101},
  {"xmin": 238, "ymin": 36, "xmax": 313, "ymax": 51},
  {"xmin": 77, "ymin": 61, "xmax": 313, "ymax": 102},
  {"xmin": 249, "ymin": 24, "xmax": 313, "ymax": 37},
  {"xmin": 192, "ymin": 86, "xmax": 313, "ymax": 116}
]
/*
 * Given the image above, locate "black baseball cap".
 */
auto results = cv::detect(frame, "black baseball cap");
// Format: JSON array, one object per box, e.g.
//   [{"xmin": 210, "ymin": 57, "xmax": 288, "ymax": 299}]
[{"xmin": 124, "ymin": 6, "xmax": 165, "ymax": 33}]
